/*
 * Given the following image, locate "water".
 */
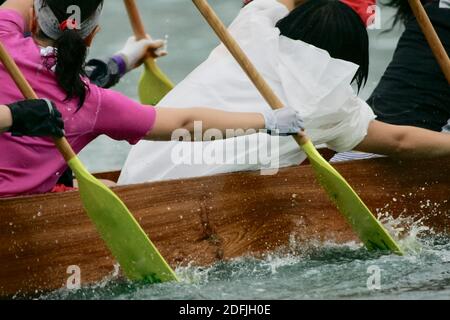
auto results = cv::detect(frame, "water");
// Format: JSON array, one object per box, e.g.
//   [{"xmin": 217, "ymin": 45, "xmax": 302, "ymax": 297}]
[
  {"xmin": 38, "ymin": 215, "xmax": 450, "ymax": 300},
  {"xmin": 41, "ymin": 235, "xmax": 450, "ymax": 300},
  {"xmin": 58, "ymin": 1, "xmax": 450, "ymax": 300}
]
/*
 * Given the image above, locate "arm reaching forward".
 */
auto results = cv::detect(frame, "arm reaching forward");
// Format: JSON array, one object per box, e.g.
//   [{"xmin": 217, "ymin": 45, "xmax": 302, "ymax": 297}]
[
  {"xmin": 356, "ymin": 120, "xmax": 450, "ymax": 159},
  {"xmin": 145, "ymin": 106, "xmax": 304, "ymax": 141}
]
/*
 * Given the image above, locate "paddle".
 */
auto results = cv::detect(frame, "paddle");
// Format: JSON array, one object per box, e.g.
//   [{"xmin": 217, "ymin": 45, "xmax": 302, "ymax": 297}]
[
  {"xmin": 408, "ymin": 0, "xmax": 450, "ymax": 84},
  {"xmin": 124, "ymin": 0, "xmax": 174, "ymax": 105},
  {"xmin": 192, "ymin": 0, "xmax": 403, "ymax": 254},
  {"xmin": 0, "ymin": 41, "xmax": 179, "ymax": 283}
]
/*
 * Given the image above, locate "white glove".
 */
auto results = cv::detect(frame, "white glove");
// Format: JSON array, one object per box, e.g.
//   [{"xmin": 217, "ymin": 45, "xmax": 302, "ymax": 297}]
[
  {"xmin": 116, "ymin": 36, "xmax": 167, "ymax": 71},
  {"xmin": 263, "ymin": 107, "xmax": 304, "ymax": 135}
]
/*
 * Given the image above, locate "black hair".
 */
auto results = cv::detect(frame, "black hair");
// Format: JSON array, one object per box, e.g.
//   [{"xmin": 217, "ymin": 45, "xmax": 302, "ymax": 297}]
[
  {"xmin": 38, "ymin": 0, "xmax": 104, "ymax": 109},
  {"xmin": 276, "ymin": 0, "xmax": 369, "ymax": 92},
  {"xmin": 383, "ymin": 0, "xmax": 430, "ymax": 26}
]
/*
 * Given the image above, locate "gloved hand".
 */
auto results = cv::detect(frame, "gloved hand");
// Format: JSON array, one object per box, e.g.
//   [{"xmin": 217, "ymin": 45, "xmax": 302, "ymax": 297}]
[
  {"xmin": 116, "ymin": 36, "xmax": 167, "ymax": 72},
  {"xmin": 7, "ymin": 99, "xmax": 65, "ymax": 138},
  {"xmin": 263, "ymin": 107, "xmax": 304, "ymax": 135}
]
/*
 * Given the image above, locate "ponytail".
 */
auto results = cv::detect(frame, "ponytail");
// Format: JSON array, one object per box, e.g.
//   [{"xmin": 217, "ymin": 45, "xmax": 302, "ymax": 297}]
[
  {"xmin": 35, "ymin": 0, "xmax": 104, "ymax": 110},
  {"xmin": 54, "ymin": 29, "xmax": 89, "ymax": 109}
]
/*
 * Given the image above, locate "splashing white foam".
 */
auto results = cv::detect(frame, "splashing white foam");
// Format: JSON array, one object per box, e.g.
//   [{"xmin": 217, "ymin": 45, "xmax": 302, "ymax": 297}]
[
  {"xmin": 377, "ymin": 212, "xmax": 433, "ymax": 255},
  {"xmin": 261, "ymin": 253, "xmax": 301, "ymax": 275},
  {"xmin": 175, "ymin": 262, "xmax": 210, "ymax": 284},
  {"xmin": 92, "ymin": 263, "xmax": 121, "ymax": 289}
]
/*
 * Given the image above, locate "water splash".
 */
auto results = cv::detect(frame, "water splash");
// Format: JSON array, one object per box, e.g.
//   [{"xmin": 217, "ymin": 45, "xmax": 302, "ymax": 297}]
[
  {"xmin": 36, "ymin": 213, "xmax": 450, "ymax": 300},
  {"xmin": 175, "ymin": 262, "xmax": 211, "ymax": 285},
  {"xmin": 377, "ymin": 212, "xmax": 433, "ymax": 255}
]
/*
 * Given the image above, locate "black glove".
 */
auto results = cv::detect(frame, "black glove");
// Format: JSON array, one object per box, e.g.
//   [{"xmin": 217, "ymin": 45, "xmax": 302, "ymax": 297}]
[{"xmin": 6, "ymin": 99, "xmax": 65, "ymax": 138}]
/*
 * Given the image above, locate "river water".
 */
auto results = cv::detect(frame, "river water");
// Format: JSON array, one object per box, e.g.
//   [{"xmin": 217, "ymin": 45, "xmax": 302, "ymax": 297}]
[
  {"xmin": 46, "ymin": 0, "xmax": 450, "ymax": 300},
  {"xmin": 42, "ymin": 233, "xmax": 450, "ymax": 300}
]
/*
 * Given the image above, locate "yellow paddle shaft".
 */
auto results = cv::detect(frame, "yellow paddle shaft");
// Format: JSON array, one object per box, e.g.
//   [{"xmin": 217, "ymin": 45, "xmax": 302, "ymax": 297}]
[
  {"xmin": 408, "ymin": 0, "xmax": 450, "ymax": 84},
  {"xmin": 0, "ymin": 41, "xmax": 76, "ymax": 162},
  {"xmin": 192, "ymin": 0, "xmax": 309, "ymax": 146}
]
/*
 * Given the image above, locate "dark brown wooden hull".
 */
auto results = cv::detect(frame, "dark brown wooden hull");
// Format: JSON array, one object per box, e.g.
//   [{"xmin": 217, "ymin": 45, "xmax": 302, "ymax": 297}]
[{"xmin": 0, "ymin": 157, "xmax": 449, "ymax": 297}]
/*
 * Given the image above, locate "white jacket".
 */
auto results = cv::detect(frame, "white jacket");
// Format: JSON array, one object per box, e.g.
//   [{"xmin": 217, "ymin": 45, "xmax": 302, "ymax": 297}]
[{"xmin": 119, "ymin": 0, "xmax": 375, "ymax": 184}]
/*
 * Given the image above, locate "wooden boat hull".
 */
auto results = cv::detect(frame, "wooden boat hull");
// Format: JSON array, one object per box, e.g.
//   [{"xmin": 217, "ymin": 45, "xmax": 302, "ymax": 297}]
[{"xmin": 1, "ymin": 157, "xmax": 449, "ymax": 297}]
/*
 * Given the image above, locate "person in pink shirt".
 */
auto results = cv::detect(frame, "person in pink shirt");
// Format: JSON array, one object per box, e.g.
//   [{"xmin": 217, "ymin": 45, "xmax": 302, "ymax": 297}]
[{"xmin": 0, "ymin": 0, "xmax": 304, "ymax": 197}]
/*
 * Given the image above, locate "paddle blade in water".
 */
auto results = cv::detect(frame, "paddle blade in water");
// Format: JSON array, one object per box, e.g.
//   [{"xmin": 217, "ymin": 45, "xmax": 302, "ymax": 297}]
[
  {"xmin": 68, "ymin": 157, "xmax": 179, "ymax": 283},
  {"xmin": 301, "ymin": 141, "xmax": 404, "ymax": 255},
  {"xmin": 138, "ymin": 59, "xmax": 174, "ymax": 105}
]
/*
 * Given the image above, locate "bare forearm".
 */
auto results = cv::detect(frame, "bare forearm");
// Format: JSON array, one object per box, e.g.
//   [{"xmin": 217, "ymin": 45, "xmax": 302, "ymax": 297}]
[
  {"xmin": 356, "ymin": 121, "xmax": 450, "ymax": 159},
  {"xmin": 146, "ymin": 107, "xmax": 265, "ymax": 141},
  {"xmin": 387, "ymin": 127, "xmax": 450, "ymax": 159},
  {"xmin": 0, "ymin": 105, "xmax": 12, "ymax": 133},
  {"xmin": 182, "ymin": 107, "xmax": 265, "ymax": 135}
]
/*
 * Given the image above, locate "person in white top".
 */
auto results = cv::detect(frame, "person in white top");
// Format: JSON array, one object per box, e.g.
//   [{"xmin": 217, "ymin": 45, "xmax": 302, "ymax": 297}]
[{"xmin": 119, "ymin": 0, "xmax": 450, "ymax": 185}]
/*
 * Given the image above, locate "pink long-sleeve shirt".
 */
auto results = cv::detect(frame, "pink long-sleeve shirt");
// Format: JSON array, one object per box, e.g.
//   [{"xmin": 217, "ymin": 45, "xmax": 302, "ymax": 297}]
[{"xmin": 0, "ymin": 9, "xmax": 156, "ymax": 197}]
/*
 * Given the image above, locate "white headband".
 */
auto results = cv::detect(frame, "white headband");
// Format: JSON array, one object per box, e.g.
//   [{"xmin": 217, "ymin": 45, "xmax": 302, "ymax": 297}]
[{"xmin": 34, "ymin": 0, "xmax": 102, "ymax": 40}]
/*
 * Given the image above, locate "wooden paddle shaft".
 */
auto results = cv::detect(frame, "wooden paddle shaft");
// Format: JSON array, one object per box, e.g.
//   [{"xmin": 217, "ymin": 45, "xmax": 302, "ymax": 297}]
[
  {"xmin": 124, "ymin": 0, "xmax": 148, "ymax": 40},
  {"xmin": 0, "ymin": 41, "xmax": 76, "ymax": 162},
  {"xmin": 194, "ymin": 0, "xmax": 282, "ymax": 109},
  {"xmin": 124, "ymin": 0, "xmax": 161, "ymax": 69},
  {"xmin": 192, "ymin": 0, "xmax": 308, "ymax": 145},
  {"xmin": 408, "ymin": 0, "xmax": 450, "ymax": 84}
]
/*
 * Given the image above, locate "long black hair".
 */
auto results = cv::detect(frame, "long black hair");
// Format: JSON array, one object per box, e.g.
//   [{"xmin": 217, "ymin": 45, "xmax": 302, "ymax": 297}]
[
  {"xmin": 37, "ymin": 0, "xmax": 104, "ymax": 109},
  {"xmin": 276, "ymin": 0, "xmax": 369, "ymax": 92},
  {"xmin": 383, "ymin": 0, "xmax": 431, "ymax": 26}
]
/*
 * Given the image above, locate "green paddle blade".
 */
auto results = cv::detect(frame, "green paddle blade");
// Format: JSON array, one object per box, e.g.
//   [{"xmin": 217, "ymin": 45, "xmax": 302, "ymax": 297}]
[
  {"xmin": 138, "ymin": 59, "xmax": 174, "ymax": 105},
  {"xmin": 302, "ymin": 141, "xmax": 404, "ymax": 255},
  {"xmin": 68, "ymin": 157, "xmax": 179, "ymax": 283}
]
